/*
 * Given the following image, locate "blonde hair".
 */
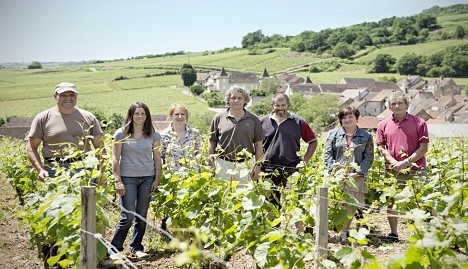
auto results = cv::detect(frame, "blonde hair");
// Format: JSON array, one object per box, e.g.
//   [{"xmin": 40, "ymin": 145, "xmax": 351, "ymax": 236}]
[{"xmin": 167, "ymin": 103, "xmax": 189, "ymax": 121}]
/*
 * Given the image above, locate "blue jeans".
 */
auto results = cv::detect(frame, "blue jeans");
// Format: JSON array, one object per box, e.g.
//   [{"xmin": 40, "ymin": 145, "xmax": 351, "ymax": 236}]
[
  {"xmin": 44, "ymin": 161, "xmax": 70, "ymax": 178},
  {"xmin": 110, "ymin": 176, "xmax": 154, "ymax": 252}
]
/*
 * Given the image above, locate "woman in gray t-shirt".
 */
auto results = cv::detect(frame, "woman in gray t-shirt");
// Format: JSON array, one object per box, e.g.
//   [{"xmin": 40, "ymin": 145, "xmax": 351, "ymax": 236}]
[{"xmin": 109, "ymin": 102, "xmax": 161, "ymax": 259}]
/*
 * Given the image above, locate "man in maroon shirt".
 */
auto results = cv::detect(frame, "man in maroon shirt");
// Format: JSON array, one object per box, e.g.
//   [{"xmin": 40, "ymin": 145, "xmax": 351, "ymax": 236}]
[
  {"xmin": 377, "ymin": 91, "xmax": 429, "ymax": 243},
  {"xmin": 260, "ymin": 93, "xmax": 318, "ymax": 232}
]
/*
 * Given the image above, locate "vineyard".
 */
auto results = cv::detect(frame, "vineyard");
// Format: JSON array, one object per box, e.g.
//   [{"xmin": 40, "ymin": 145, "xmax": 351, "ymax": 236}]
[{"xmin": 0, "ymin": 132, "xmax": 466, "ymax": 269}]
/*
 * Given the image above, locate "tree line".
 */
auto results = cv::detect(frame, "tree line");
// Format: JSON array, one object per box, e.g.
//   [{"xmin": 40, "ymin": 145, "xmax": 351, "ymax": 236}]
[
  {"xmin": 241, "ymin": 4, "xmax": 468, "ymax": 77},
  {"xmin": 368, "ymin": 44, "xmax": 468, "ymax": 77}
]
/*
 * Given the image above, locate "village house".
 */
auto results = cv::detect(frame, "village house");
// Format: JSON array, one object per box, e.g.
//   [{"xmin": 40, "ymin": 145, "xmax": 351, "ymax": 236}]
[
  {"xmin": 340, "ymin": 78, "xmax": 375, "ymax": 90},
  {"xmin": 397, "ymin": 75, "xmax": 426, "ymax": 92},
  {"xmin": 276, "ymin": 72, "xmax": 305, "ymax": 86},
  {"xmin": 278, "ymin": 77, "xmax": 319, "ymax": 97},
  {"xmin": 426, "ymin": 77, "xmax": 462, "ymax": 98},
  {"xmin": 198, "ymin": 67, "xmax": 269, "ymax": 93}
]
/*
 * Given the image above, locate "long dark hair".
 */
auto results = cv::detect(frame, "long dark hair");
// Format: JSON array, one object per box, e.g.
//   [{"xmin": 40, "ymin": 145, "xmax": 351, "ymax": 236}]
[{"xmin": 123, "ymin": 102, "xmax": 153, "ymax": 137}]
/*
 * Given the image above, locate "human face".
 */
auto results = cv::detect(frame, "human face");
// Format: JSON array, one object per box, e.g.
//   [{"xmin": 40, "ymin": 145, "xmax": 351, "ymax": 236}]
[
  {"xmin": 133, "ymin": 107, "xmax": 147, "ymax": 126},
  {"xmin": 55, "ymin": 91, "xmax": 77, "ymax": 111},
  {"xmin": 171, "ymin": 107, "xmax": 187, "ymax": 125},
  {"xmin": 229, "ymin": 91, "xmax": 246, "ymax": 110},
  {"xmin": 389, "ymin": 97, "xmax": 408, "ymax": 118},
  {"xmin": 272, "ymin": 99, "xmax": 289, "ymax": 118},
  {"xmin": 341, "ymin": 113, "xmax": 358, "ymax": 130}
]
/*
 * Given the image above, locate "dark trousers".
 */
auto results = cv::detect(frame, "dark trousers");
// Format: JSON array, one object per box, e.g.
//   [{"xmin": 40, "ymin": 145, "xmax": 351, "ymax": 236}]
[{"xmin": 262, "ymin": 167, "xmax": 296, "ymax": 208}]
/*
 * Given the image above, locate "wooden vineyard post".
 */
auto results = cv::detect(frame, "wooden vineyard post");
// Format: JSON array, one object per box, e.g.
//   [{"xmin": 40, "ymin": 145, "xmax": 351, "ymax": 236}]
[
  {"xmin": 80, "ymin": 186, "xmax": 97, "ymax": 269},
  {"xmin": 315, "ymin": 186, "xmax": 328, "ymax": 268}
]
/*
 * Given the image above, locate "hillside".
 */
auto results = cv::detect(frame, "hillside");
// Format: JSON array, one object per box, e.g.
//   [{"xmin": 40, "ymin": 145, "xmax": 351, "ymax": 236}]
[{"xmin": 0, "ymin": 4, "xmax": 467, "ymax": 122}]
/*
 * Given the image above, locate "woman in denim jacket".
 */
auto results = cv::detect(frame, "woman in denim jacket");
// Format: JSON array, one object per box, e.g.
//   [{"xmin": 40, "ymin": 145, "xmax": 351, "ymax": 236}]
[{"xmin": 324, "ymin": 106, "xmax": 374, "ymax": 243}]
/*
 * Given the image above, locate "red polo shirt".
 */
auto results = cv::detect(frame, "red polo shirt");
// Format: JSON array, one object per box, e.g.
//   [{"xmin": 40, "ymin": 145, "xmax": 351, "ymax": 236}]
[{"xmin": 377, "ymin": 113, "xmax": 429, "ymax": 170}]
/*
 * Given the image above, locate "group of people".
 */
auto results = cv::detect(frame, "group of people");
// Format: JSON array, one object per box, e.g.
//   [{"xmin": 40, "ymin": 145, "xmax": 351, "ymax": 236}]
[{"xmin": 27, "ymin": 82, "xmax": 428, "ymax": 259}]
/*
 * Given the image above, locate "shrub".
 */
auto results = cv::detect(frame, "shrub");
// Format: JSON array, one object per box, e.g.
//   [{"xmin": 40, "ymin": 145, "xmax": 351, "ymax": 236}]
[
  {"xmin": 190, "ymin": 85, "xmax": 206, "ymax": 96},
  {"xmin": 250, "ymin": 88, "xmax": 268, "ymax": 97},
  {"xmin": 27, "ymin": 61, "xmax": 42, "ymax": 69},
  {"xmin": 201, "ymin": 92, "xmax": 224, "ymax": 107},
  {"xmin": 309, "ymin": 65, "xmax": 321, "ymax": 73},
  {"xmin": 114, "ymin": 75, "xmax": 128, "ymax": 81}
]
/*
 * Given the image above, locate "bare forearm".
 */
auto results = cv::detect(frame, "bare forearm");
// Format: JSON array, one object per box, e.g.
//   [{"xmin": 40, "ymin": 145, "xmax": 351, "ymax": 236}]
[
  {"xmin": 378, "ymin": 146, "xmax": 397, "ymax": 165},
  {"xmin": 254, "ymin": 141, "xmax": 264, "ymax": 163},
  {"xmin": 303, "ymin": 140, "xmax": 317, "ymax": 163},
  {"xmin": 27, "ymin": 149, "xmax": 44, "ymax": 172},
  {"xmin": 408, "ymin": 143, "xmax": 428, "ymax": 163},
  {"xmin": 208, "ymin": 140, "xmax": 216, "ymax": 167}
]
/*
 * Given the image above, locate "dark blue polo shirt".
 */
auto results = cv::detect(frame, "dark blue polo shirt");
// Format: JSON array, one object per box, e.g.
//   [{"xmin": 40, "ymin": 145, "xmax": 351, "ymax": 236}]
[{"xmin": 260, "ymin": 113, "xmax": 316, "ymax": 168}]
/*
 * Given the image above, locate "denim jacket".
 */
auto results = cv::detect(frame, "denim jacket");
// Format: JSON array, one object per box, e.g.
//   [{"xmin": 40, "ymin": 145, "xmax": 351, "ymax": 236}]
[{"xmin": 324, "ymin": 127, "xmax": 374, "ymax": 174}]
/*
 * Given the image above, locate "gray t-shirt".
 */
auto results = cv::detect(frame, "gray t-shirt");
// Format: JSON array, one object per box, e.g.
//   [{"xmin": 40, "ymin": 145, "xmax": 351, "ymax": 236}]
[
  {"xmin": 209, "ymin": 109, "xmax": 264, "ymax": 160},
  {"xmin": 28, "ymin": 107, "xmax": 103, "ymax": 158},
  {"xmin": 113, "ymin": 128, "xmax": 161, "ymax": 177}
]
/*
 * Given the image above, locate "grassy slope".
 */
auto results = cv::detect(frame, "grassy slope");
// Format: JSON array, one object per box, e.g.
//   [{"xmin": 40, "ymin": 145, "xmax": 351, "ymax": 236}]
[{"xmin": 0, "ymin": 13, "xmax": 467, "ymax": 120}]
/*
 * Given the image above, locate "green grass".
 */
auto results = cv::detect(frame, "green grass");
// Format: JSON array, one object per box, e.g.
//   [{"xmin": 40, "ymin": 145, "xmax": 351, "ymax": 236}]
[
  {"xmin": 355, "ymin": 39, "xmax": 468, "ymax": 64},
  {"xmin": 436, "ymin": 13, "xmax": 468, "ymax": 28},
  {"xmin": 89, "ymin": 48, "xmax": 322, "ymax": 74},
  {"xmin": 1, "ymin": 11, "xmax": 467, "ymax": 121}
]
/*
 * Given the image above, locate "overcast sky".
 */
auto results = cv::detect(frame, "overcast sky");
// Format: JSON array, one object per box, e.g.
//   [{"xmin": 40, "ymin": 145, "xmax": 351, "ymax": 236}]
[{"xmin": 0, "ymin": 0, "xmax": 466, "ymax": 63}]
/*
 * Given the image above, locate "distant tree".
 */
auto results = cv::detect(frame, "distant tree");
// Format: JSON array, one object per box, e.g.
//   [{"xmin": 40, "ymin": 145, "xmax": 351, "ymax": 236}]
[
  {"xmin": 368, "ymin": 54, "xmax": 396, "ymax": 73},
  {"xmin": 241, "ymin": 30, "xmax": 265, "ymax": 48},
  {"xmin": 379, "ymin": 16, "xmax": 396, "ymax": 27},
  {"xmin": 290, "ymin": 38, "xmax": 306, "ymax": 52},
  {"xmin": 107, "ymin": 113, "xmax": 124, "ymax": 134},
  {"xmin": 397, "ymin": 53, "xmax": 422, "ymax": 75},
  {"xmin": 250, "ymin": 95, "xmax": 272, "ymax": 116},
  {"xmin": 180, "ymin": 63, "xmax": 197, "ymax": 87},
  {"xmin": 309, "ymin": 65, "xmax": 321, "ymax": 73},
  {"xmin": 307, "ymin": 30, "xmax": 332, "ymax": 52},
  {"xmin": 372, "ymin": 27, "xmax": 392, "ymax": 44},
  {"xmin": 392, "ymin": 18, "xmax": 417, "ymax": 43},
  {"xmin": 0, "ymin": 117, "xmax": 5, "ymax": 127},
  {"xmin": 455, "ymin": 25, "xmax": 466, "ymax": 39},
  {"xmin": 440, "ymin": 44, "xmax": 468, "ymax": 77},
  {"xmin": 294, "ymin": 94, "xmax": 339, "ymax": 133},
  {"xmin": 250, "ymin": 88, "xmax": 268, "ymax": 97},
  {"xmin": 190, "ymin": 84, "xmax": 205, "ymax": 96},
  {"xmin": 27, "ymin": 61, "xmax": 42, "ymax": 69},
  {"xmin": 258, "ymin": 78, "xmax": 281, "ymax": 95},
  {"xmin": 352, "ymin": 33, "xmax": 373, "ymax": 49},
  {"xmin": 201, "ymin": 92, "xmax": 224, "ymax": 107},
  {"xmin": 332, "ymin": 42, "xmax": 355, "ymax": 59},
  {"xmin": 415, "ymin": 14, "xmax": 438, "ymax": 30}
]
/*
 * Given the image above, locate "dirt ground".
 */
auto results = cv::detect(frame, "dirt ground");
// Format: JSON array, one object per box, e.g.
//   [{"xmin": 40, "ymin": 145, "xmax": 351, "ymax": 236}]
[
  {"xmin": 0, "ymin": 176, "xmax": 44, "ymax": 269},
  {"xmin": 0, "ymin": 174, "xmax": 411, "ymax": 269}
]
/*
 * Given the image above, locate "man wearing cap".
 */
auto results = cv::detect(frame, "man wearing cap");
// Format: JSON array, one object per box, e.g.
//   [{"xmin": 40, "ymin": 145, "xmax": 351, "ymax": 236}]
[{"xmin": 26, "ymin": 82, "xmax": 103, "ymax": 180}]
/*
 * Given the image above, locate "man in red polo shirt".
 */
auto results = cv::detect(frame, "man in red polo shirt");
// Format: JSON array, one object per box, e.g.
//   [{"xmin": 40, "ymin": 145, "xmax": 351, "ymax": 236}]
[{"xmin": 377, "ymin": 91, "xmax": 429, "ymax": 243}]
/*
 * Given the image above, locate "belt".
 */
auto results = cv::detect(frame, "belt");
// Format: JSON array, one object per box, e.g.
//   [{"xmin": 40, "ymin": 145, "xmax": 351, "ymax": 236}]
[
  {"xmin": 219, "ymin": 155, "xmax": 246, "ymax": 163},
  {"xmin": 44, "ymin": 157, "xmax": 82, "ymax": 164}
]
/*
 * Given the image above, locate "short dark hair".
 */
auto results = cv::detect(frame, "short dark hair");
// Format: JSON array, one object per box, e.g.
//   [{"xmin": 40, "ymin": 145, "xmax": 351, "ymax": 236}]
[
  {"xmin": 271, "ymin": 93, "xmax": 291, "ymax": 107},
  {"xmin": 337, "ymin": 106, "xmax": 360, "ymax": 125}
]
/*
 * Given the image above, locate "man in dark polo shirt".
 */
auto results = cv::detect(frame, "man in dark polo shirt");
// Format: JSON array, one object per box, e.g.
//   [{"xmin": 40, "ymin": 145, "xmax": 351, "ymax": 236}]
[
  {"xmin": 260, "ymin": 93, "xmax": 317, "ymax": 229},
  {"xmin": 208, "ymin": 85, "xmax": 265, "ymax": 185}
]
